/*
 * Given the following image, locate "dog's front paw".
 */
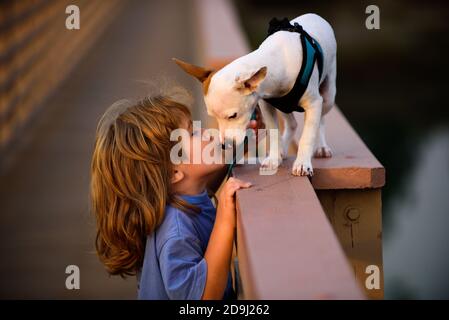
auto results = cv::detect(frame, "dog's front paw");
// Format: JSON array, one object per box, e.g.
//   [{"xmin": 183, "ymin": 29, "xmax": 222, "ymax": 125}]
[
  {"xmin": 292, "ymin": 157, "xmax": 313, "ymax": 176},
  {"xmin": 313, "ymin": 146, "xmax": 332, "ymax": 158},
  {"xmin": 260, "ymin": 155, "xmax": 282, "ymax": 172}
]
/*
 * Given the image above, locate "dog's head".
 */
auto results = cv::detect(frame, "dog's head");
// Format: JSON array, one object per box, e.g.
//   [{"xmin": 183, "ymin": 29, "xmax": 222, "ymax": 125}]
[{"xmin": 173, "ymin": 58, "xmax": 267, "ymax": 147}]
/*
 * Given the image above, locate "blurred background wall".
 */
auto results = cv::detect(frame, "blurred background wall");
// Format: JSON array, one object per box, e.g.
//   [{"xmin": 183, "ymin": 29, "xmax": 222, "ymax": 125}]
[
  {"xmin": 0, "ymin": 0, "xmax": 203, "ymax": 299},
  {"xmin": 0, "ymin": 0, "xmax": 124, "ymax": 168}
]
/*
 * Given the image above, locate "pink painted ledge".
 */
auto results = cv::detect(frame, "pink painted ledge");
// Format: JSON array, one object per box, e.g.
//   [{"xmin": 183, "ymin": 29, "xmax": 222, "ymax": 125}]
[
  {"xmin": 234, "ymin": 158, "xmax": 365, "ymax": 299},
  {"xmin": 294, "ymin": 107, "xmax": 385, "ymax": 190}
]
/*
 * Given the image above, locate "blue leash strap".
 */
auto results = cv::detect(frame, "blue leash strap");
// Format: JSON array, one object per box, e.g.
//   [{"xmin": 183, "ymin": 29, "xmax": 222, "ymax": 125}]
[
  {"xmin": 250, "ymin": 109, "xmax": 257, "ymax": 121},
  {"xmin": 225, "ymin": 136, "xmax": 247, "ymax": 180}
]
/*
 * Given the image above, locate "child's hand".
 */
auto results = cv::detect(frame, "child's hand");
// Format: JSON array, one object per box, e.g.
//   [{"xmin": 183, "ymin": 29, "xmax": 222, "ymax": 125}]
[
  {"xmin": 247, "ymin": 104, "xmax": 265, "ymax": 143},
  {"xmin": 203, "ymin": 177, "xmax": 251, "ymax": 300},
  {"xmin": 216, "ymin": 177, "xmax": 252, "ymax": 228}
]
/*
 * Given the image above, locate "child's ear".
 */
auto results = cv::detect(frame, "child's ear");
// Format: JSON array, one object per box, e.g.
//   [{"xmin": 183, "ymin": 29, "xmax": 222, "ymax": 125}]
[{"xmin": 171, "ymin": 168, "xmax": 185, "ymax": 185}]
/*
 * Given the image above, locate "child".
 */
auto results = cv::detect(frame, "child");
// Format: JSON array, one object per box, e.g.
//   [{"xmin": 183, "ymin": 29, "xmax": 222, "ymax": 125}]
[{"xmin": 90, "ymin": 87, "xmax": 252, "ymax": 299}]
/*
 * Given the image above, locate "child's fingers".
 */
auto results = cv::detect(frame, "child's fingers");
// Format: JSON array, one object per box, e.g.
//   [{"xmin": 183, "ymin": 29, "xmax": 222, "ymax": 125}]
[
  {"xmin": 248, "ymin": 120, "xmax": 257, "ymax": 129},
  {"xmin": 247, "ymin": 120, "xmax": 258, "ymax": 138},
  {"xmin": 236, "ymin": 180, "xmax": 252, "ymax": 189},
  {"xmin": 226, "ymin": 178, "xmax": 252, "ymax": 194},
  {"xmin": 247, "ymin": 106, "xmax": 264, "ymax": 141},
  {"xmin": 254, "ymin": 105, "xmax": 265, "ymax": 128},
  {"xmin": 227, "ymin": 177, "xmax": 251, "ymax": 187},
  {"xmin": 219, "ymin": 178, "xmax": 252, "ymax": 205}
]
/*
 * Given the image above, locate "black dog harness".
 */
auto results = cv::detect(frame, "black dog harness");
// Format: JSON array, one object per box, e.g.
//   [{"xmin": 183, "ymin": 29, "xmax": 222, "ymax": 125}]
[{"xmin": 264, "ymin": 18, "xmax": 324, "ymax": 113}]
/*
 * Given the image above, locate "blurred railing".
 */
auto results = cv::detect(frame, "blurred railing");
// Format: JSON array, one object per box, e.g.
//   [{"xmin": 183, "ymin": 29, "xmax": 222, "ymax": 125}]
[
  {"xmin": 0, "ymin": 0, "xmax": 123, "ymax": 166},
  {"xmin": 195, "ymin": 0, "xmax": 385, "ymax": 299}
]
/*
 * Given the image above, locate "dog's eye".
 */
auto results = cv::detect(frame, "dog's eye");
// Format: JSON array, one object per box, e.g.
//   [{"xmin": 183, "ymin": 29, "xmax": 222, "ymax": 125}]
[{"xmin": 228, "ymin": 113, "xmax": 237, "ymax": 119}]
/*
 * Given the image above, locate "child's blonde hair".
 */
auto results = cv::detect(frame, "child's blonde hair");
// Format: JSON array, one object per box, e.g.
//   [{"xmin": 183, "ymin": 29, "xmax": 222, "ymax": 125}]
[{"xmin": 90, "ymin": 86, "xmax": 198, "ymax": 277}]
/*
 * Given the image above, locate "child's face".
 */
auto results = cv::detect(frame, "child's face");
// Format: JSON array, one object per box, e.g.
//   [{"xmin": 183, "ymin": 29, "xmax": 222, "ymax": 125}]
[{"xmin": 174, "ymin": 116, "xmax": 226, "ymax": 182}]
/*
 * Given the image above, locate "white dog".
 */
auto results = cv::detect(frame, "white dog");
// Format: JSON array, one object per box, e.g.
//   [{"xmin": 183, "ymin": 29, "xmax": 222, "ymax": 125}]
[{"xmin": 174, "ymin": 14, "xmax": 337, "ymax": 176}]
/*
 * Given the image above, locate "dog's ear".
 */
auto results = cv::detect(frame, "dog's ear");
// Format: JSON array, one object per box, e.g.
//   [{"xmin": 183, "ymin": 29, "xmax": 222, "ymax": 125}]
[
  {"xmin": 235, "ymin": 66, "xmax": 267, "ymax": 95},
  {"xmin": 172, "ymin": 58, "xmax": 213, "ymax": 83}
]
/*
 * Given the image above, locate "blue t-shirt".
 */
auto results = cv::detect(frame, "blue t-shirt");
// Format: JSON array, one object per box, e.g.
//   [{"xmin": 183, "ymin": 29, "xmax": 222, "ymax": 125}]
[{"xmin": 137, "ymin": 189, "xmax": 235, "ymax": 300}]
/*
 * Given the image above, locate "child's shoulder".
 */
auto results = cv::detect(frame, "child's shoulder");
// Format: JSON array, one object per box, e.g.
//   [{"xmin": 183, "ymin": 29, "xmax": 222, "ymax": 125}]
[{"xmin": 155, "ymin": 204, "xmax": 199, "ymax": 248}]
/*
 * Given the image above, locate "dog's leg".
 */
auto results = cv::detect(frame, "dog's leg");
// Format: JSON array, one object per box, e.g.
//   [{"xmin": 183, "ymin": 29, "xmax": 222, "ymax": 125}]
[
  {"xmin": 314, "ymin": 60, "xmax": 336, "ymax": 158},
  {"xmin": 293, "ymin": 96, "xmax": 323, "ymax": 176},
  {"xmin": 314, "ymin": 117, "xmax": 332, "ymax": 158},
  {"xmin": 280, "ymin": 112, "xmax": 297, "ymax": 159},
  {"xmin": 259, "ymin": 100, "xmax": 283, "ymax": 171}
]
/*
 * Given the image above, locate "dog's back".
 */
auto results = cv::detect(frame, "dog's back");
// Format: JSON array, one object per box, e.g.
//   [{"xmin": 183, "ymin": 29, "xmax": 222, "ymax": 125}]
[{"xmin": 290, "ymin": 14, "xmax": 336, "ymax": 77}]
